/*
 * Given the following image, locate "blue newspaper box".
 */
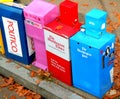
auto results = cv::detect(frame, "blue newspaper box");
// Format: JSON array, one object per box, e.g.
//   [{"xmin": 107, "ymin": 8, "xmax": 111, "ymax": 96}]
[
  {"xmin": 70, "ymin": 31, "xmax": 115, "ymax": 98},
  {"xmin": 0, "ymin": 3, "xmax": 35, "ymax": 64},
  {"xmin": 70, "ymin": 8, "xmax": 116, "ymax": 98},
  {"xmin": 85, "ymin": 8, "xmax": 107, "ymax": 36}
]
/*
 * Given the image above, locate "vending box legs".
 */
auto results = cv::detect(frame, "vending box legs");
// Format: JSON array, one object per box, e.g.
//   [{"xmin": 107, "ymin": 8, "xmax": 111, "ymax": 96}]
[
  {"xmin": 70, "ymin": 8, "xmax": 116, "ymax": 98},
  {"xmin": 24, "ymin": 0, "xmax": 59, "ymax": 70},
  {"xmin": 0, "ymin": 3, "xmax": 35, "ymax": 64},
  {"xmin": 32, "ymin": 39, "xmax": 48, "ymax": 70}
]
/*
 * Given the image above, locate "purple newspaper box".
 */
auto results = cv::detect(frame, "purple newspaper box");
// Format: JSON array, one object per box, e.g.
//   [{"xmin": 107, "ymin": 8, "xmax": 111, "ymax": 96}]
[{"xmin": 24, "ymin": 0, "xmax": 59, "ymax": 70}]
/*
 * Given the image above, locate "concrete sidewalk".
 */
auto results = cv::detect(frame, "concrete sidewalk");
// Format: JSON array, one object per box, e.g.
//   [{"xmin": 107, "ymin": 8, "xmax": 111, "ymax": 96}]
[{"xmin": 0, "ymin": 55, "xmax": 96, "ymax": 99}]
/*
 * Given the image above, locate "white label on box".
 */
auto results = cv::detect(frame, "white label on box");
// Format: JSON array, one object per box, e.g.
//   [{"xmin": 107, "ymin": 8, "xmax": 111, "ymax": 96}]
[
  {"xmin": 89, "ymin": 21, "xmax": 95, "ymax": 26},
  {"xmin": 101, "ymin": 23, "xmax": 105, "ymax": 30},
  {"xmin": 44, "ymin": 29, "xmax": 70, "ymax": 61},
  {"xmin": 110, "ymin": 67, "xmax": 114, "ymax": 83},
  {"xmin": 26, "ymin": 36, "xmax": 35, "ymax": 56},
  {"xmin": 25, "ymin": 19, "xmax": 42, "ymax": 29},
  {"xmin": 2, "ymin": 17, "xmax": 23, "ymax": 57}
]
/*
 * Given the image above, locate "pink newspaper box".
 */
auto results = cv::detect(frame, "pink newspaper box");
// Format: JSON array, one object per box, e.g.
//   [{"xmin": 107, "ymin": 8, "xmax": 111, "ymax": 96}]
[{"xmin": 24, "ymin": 0, "xmax": 59, "ymax": 70}]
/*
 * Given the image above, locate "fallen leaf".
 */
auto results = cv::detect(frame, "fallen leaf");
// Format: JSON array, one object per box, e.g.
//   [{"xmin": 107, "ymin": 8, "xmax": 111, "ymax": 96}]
[
  {"xmin": 43, "ymin": 72, "xmax": 51, "ymax": 77},
  {"xmin": 36, "ymin": 69, "xmax": 44, "ymax": 76},
  {"xmin": 114, "ymin": 59, "xmax": 118, "ymax": 64},
  {"xmin": 99, "ymin": 5, "xmax": 104, "ymax": 9},
  {"xmin": 10, "ymin": 96, "xmax": 16, "ymax": 99},
  {"xmin": 22, "ymin": 90, "xmax": 31, "ymax": 96},
  {"xmin": 55, "ymin": 25, "xmax": 63, "ymax": 30},
  {"xmin": 109, "ymin": 2, "xmax": 117, "ymax": 6},
  {"xmin": 50, "ymin": 0, "xmax": 56, "ymax": 3},
  {"xmin": 34, "ymin": 94, "xmax": 42, "ymax": 99},
  {"xmin": 30, "ymin": 71, "xmax": 37, "ymax": 78},
  {"xmin": 8, "ymin": 83, "xmax": 20, "ymax": 91},
  {"xmin": 0, "ymin": 77, "xmax": 14, "ymax": 88},
  {"xmin": 25, "ymin": 65, "xmax": 32, "ymax": 69},
  {"xmin": 55, "ymin": 81, "xmax": 59, "ymax": 85},
  {"xmin": 15, "ymin": 65, "xmax": 21, "ymax": 69},
  {"xmin": 6, "ymin": 59, "xmax": 13, "ymax": 63},
  {"xmin": 82, "ymin": 3, "xmax": 89, "ymax": 6},
  {"xmin": 16, "ymin": 86, "xmax": 24, "ymax": 93},
  {"xmin": 26, "ymin": 96, "xmax": 32, "ymax": 99},
  {"xmin": 35, "ymin": 79, "xmax": 41, "ymax": 85}
]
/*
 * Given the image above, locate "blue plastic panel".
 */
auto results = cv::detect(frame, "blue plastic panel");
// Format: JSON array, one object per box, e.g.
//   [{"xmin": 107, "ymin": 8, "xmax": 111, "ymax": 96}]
[
  {"xmin": 85, "ymin": 8, "xmax": 107, "ymax": 32},
  {"xmin": 0, "ymin": 4, "xmax": 34, "ymax": 64}
]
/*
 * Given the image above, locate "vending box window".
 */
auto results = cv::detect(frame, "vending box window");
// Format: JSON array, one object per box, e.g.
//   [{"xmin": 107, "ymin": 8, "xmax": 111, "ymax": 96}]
[
  {"xmin": 0, "ymin": 3, "xmax": 35, "ymax": 64},
  {"xmin": 24, "ymin": 0, "xmax": 59, "ymax": 70},
  {"xmin": 70, "ymin": 8, "xmax": 116, "ymax": 98},
  {"xmin": 44, "ymin": 0, "xmax": 82, "ymax": 85}
]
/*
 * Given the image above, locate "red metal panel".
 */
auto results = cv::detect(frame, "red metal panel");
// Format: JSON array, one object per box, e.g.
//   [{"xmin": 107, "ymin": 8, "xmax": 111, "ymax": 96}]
[
  {"xmin": 47, "ymin": 51, "xmax": 72, "ymax": 85},
  {"xmin": 60, "ymin": 0, "xmax": 78, "ymax": 26}
]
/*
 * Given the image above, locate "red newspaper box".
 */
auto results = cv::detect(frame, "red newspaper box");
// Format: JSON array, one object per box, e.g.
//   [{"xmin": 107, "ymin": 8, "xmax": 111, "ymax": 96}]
[{"xmin": 44, "ymin": 0, "xmax": 82, "ymax": 85}]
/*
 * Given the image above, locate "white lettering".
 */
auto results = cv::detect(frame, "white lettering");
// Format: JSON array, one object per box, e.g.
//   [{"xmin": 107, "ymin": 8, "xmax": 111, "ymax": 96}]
[
  {"xmin": 77, "ymin": 48, "xmax": 92, "ymax": 58},
  {"xmin": 82, "ymin": 47, "xmax": 86, "ymax": 51},
  {"xmin": 89, "ymin": 21, "xmax": 95, "ymax": 26},
  {"xmin": 82, "ymin": 54, "xmax": 88, "ymax": 58}
]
